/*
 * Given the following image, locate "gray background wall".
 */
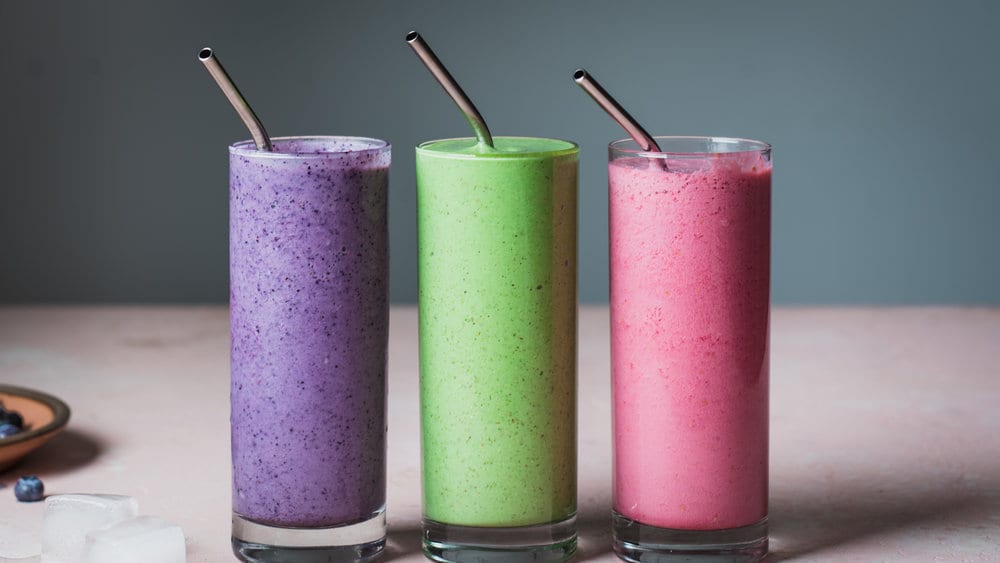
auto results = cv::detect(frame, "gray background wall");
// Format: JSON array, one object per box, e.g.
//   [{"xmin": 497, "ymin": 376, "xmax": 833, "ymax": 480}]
[{"xmin": 1, "ymin": 0, "xmax": 997, "ymax": 304}]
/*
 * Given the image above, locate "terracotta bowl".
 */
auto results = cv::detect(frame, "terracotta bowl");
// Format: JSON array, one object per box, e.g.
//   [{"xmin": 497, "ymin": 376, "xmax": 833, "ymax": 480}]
[{"xmin": 0, "ymin": 385, "xmax": 70, "ymax": 472}]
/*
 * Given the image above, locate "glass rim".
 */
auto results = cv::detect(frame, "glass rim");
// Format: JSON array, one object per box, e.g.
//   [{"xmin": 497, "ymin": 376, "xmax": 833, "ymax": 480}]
[
  {"xmin": 416, "ymin": 136, "xmax": 579, "ymax": 160},
  {"xmin": 229, "ymin": 135, "xmax": 390, "ymax": 158},
  {"xmin": 610, "ymin": 136, "xmax": 771, "ymax": 159}
]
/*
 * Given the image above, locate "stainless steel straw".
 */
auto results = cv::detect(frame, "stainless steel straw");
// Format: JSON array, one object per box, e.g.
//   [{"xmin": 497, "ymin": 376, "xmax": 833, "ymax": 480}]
[
  {"xmin": 198, "ymin": 48, "xmax": 273, "ymax": 151},
  {"xmin": 573, "ymin": 69, "xmax": 662, "ymax": 153},
  {"xmin": 407, "ymin": 31, "xmax": 494, "ymax": 149}
]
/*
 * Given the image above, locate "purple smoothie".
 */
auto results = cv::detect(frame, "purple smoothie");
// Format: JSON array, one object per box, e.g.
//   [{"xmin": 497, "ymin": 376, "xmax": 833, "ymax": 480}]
[{"xmin": 229, "ymin": 136, "xmax": 390, "ymax": 528}]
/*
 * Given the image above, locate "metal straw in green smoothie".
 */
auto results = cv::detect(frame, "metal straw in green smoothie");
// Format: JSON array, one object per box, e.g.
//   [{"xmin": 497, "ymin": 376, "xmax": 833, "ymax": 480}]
[
  {"xmin": 406, "ymin": 31, "xmax": 495, "ymax": 151},
  {"xmin": 409, "ymin": 29, "xmax": 579, "ymax": 563}
]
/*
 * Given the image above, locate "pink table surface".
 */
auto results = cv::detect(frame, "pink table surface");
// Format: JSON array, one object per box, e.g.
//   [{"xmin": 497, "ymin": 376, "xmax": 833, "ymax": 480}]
[{"xmin": 0, "ymin": 306, "xmax": 997, "ymax": 561}]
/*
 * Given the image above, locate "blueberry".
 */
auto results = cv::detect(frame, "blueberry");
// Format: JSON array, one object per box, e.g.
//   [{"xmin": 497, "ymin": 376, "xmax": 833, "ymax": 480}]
[
  {"xmin": 14, "ymin": 476, "xmax": 44, "ymax": 502},
  {"xmin": 0, "ymin": 423, "xmax": 20, "ymax": 438},
  {"xmin": 0, "ymin": 410, "xmax": 23, "ymax": 428}
]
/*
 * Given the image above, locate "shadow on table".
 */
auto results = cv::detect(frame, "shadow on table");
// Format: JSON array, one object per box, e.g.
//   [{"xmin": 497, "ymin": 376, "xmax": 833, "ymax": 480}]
[
  {"xmin": 767, "ymin": 477, "xmax": 999, "ymax": 561},
  {"xmin": 385, "ymin": 521, "xmax": 422, "ymax": 560},
  {"xmin": 576, "ymin": 506, "xmax": 614, "ymax": 561},
  {"xmin": 1, "ymin": 428, "xmax": 104, "ymax": 477}
]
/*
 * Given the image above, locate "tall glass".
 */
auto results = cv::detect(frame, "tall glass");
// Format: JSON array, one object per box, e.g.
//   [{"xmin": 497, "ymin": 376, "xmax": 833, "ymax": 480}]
[
  {"xmin": 609, "ymin": 137, "xmax": 771, "ymax": 562},
  {"xmin": 416, "ymin": 137, "xmax": 579, "ymax": 562},
  {"xmin": 229, "ymin": 136, "xmax": 390, "ymax": 562}
]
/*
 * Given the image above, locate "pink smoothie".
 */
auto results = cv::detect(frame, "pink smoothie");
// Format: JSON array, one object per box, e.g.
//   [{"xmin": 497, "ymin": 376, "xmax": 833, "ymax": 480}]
[{"xmin": 609, "ymin": 150, "xmax": 771, "ymax": 531}]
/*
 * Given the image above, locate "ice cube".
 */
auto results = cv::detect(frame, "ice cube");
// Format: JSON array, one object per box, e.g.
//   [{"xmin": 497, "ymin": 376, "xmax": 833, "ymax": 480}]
[
  {"xmin": 0, "ymin": 523, "xmax": 41, "ymax": 562},
  {"xmin": 40, "ymin": 494, "xmax": 138, "ymax": 563},
  {"xmin": 82, "ymin": 517, "xmax": 184, "ymax": 563}
]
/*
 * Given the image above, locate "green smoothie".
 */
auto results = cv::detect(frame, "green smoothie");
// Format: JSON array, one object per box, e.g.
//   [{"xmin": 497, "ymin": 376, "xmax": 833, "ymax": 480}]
[{"xmin": 416, "ymin": 137, "xmax": 579, "ymax": 528}]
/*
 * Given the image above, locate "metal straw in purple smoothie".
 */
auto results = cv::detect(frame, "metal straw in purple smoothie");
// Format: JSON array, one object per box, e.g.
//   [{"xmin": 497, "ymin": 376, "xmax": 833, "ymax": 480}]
[
  {"xmin": 198, "ymin": 47, "xmax": 389, "ymax": 560},
  {"xmin": 198, "ymin": 47, "xmax": 273, "ymax": 151}
]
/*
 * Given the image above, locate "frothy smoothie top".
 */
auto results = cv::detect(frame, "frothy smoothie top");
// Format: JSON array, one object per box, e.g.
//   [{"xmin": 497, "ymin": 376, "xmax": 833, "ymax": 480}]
[
  {"xmin": 417, "ymin": 137, "xmax": 578, "ymax": 159},
  {"xmin": 230, "ymin": 136, "xmax": 389, "ymax": 158}
]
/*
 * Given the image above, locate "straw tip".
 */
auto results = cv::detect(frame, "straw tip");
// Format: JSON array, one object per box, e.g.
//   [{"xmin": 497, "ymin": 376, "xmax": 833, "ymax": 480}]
[
  {"xmin": 573, "ymin": 69, "xmax": 588, "ymax": 81},
  {"xmin": 405, "ymin": 30, "xmax": 419, "ymax": 42},
  {"xmin": 198, "ymin": 47, "xmax": 213, "ymax": 61}
]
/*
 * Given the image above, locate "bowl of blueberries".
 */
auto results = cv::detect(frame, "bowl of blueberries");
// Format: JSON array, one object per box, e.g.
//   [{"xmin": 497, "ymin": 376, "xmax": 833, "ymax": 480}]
[{"xmin": 0, "ymin": 385, "xmax": 70, "ymax": 472}]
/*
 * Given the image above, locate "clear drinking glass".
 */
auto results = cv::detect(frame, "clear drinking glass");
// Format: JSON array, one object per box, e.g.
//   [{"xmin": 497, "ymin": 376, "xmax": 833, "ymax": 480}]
[
  {"xmin": 415, "ymin": 136, "xmax": 579, "ymax": 562},
  {"xmin": 609, "ymin": 136, "xmax": 772, "ymax": 562},
  {"xmin": 229, "ymin": 136, "xmax": 390, "ymax": 562}
]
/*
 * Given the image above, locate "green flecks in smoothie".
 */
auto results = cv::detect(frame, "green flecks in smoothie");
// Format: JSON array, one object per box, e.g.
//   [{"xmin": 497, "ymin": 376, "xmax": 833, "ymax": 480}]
[{"xmin": 416, "ymin": 137, "xmax": 578, "ymax": 527}]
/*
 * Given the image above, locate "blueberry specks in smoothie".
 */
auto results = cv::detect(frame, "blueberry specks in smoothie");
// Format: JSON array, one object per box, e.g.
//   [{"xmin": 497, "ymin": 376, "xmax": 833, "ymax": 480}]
[{"xmin": 230, "ymin": 137, "xmax": 388, "ymax": 527}]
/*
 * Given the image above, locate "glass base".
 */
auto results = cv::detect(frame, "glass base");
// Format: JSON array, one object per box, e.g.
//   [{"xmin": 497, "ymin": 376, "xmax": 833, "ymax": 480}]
[
  {"xmin": 422, "ymin": 514, "xmax": 577, "ymax": 562},
  {"xmin": 612, "ymin": 511, "xmax": 767, "ymax": 562},
  {"xmin": 232, "ymin": 511, "xmax": 386, "ymax": 562}
]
